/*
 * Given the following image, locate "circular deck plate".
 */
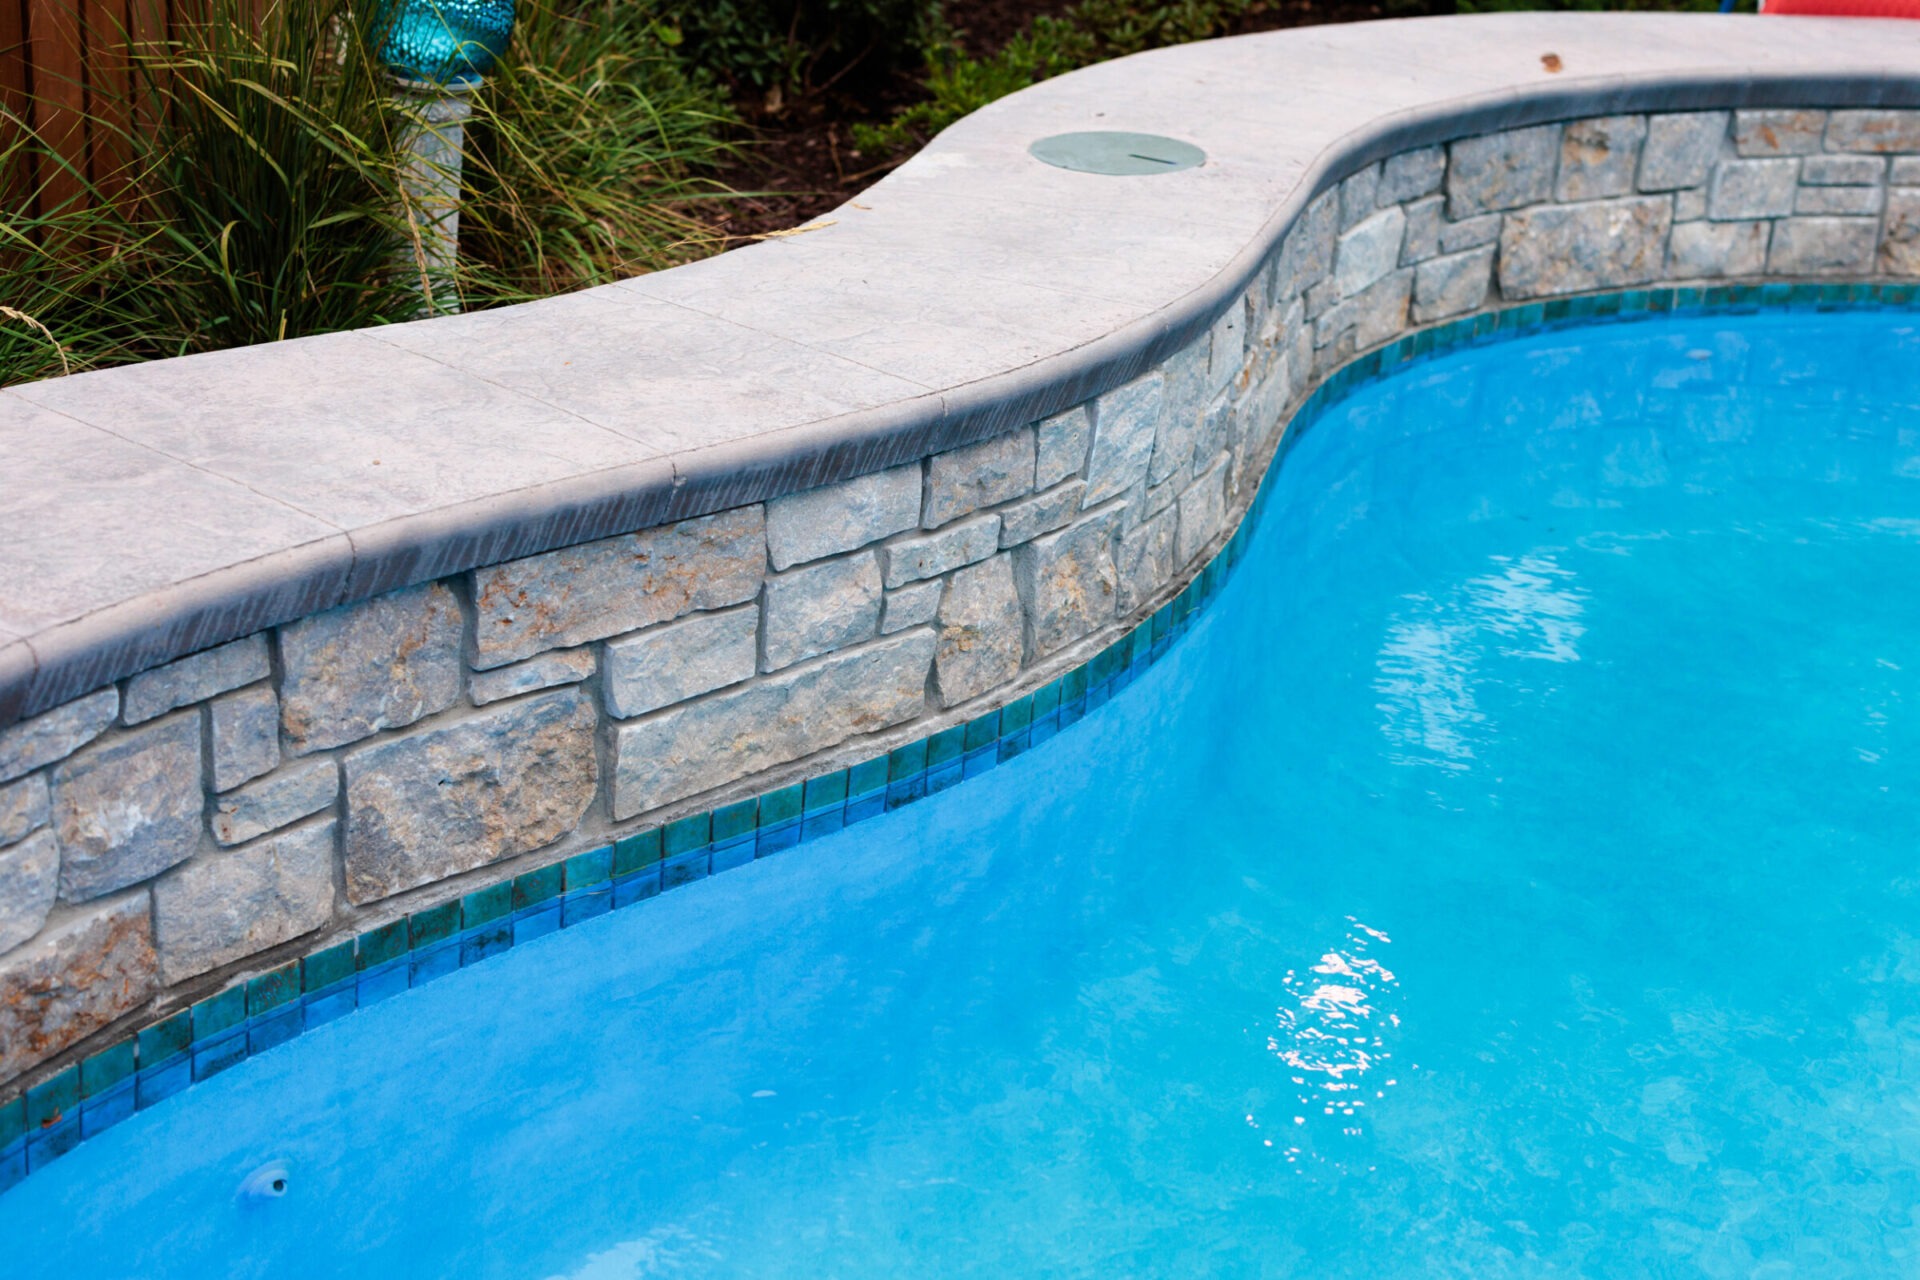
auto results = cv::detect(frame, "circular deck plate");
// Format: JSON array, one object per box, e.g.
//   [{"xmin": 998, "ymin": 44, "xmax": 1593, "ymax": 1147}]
[{"xmin": 1028, "ymin": 131, "xmax": 1206, "ymax": 175}]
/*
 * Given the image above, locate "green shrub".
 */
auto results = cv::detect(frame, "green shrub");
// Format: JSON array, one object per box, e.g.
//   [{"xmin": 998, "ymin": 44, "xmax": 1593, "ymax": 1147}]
[
  {"xmin": 854, "ymin": 0, "xmax": 1261, "ymax": 151},
  {"xmin": 117, "ymin": 0, "xmax": 418, "ymax": 354},
  {"xmin": 455, "ymin": 0, "xmax": 738, "ymax": 305},
  {"xmin": 657, "ymin": 0, "xmax": 938, "ymax": 99}
]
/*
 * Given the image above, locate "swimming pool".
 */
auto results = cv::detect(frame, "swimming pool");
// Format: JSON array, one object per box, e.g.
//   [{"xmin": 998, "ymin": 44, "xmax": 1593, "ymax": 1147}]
[{"xmin": 10, "ymin": 306, "xmax": 1920, "ymax": 1277}]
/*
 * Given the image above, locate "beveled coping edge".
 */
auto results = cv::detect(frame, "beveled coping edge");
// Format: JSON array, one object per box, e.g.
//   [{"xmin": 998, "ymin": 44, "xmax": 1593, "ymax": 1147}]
[{"xmin": 7, "ymin": 51, "xmax": 1920, "ymax": 726}]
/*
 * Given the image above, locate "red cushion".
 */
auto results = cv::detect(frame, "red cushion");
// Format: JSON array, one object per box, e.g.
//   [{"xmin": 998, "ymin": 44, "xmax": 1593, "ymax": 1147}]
[{"xmin": 1763, "ymin": 0, "xmax": 1920, "ymax": 15}]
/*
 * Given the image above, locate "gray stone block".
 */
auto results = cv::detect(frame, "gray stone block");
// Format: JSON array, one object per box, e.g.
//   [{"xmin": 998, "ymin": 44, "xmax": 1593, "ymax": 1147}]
[
  {"xmin": 933, "ymin": 554, "xmax": 1024, "ymax": 708},
  {"xmin": 1399, "ymin": 195, "xmax": 1444, "ymax": 265},
  {"xmin": 1412, "ymin": 246, "xmax": 1495, "ymax": 323},
  {"xmin": 924, "ymin": 428, "xmax": 1035, "ymax": 528},
  {"xmin": 0, "ymin": 891, "xmax": 155, "ymax": 1082},
  {"xmin": 1733, "ymin": 109, "xmax": 1825, "ymax": 156},
  {"xmin": 1272, "ymin": 189, "xmax": 1336, "ymax": 303},
  {"xmin": 1498, "ymin": 197, "xmax": 1673, "ymax": 299},
  {"xmin": 612, "ymin": 630, "xmax": 933, "ymax": 819},
  {"xmin": 1557, "ymin": 115, "xmax": 1647, "ymax": 201},
  {"xmin": 471, "ymin": 506, "xmax": 765, "ymax": 667},
  {"xmin": 1117, "ymin": 506, "xmax": 1176, "ymax": 615},
  {"xmin": 1379, "ymin": 146, "xmax": 1446, "ymax": 204},
  {"xmin": 122, "ymin": 635, "xmax": 269, "ymax": 726},
  {"xmin": 1338, "ymin": 163, "xmax": 1381, "ymax": 230},
  {"xmin": 1084, "ymin": 371, "xmax": 1163, "ymax": 506},
  {"xmin": 0, "ymin": 828, "xmax": 56, "ymax": 953},
  {"xmin": 1893, "ymin": 158, "xmax": 1920, "ymax": 185},
  {"xmin": 881, "ymin": 580, "xmax": 943, "ymax": 634},
  {"xmin": 1708, "ymin": 158, "xmax": 1799, "ymax": 220},
  {"xmin": 1801, "ymin": 154, "xmax": 1884, "ymax": 185},
  {"xmin": 1884, "ymin": 189, "xmax": 1920, "ymax": 275},
  {"xmin": 1034, "ymin": 405, "xmax": 1092, "ymax": 489},
  {"xmin": 766, "ymin": 464, "xmax": 919, "ymax": 570},
  {"xmin": 1667, "ymin": 220, "xmax": 1770, "ymax": 279},
  {"xmin": 1151, "ymin": 343, "xmax": 1208, "ymax": 488},
  {"xmin": 0, "ymin": 688, "xmax": 117, "ymax": 785},
  {"xmin": 208, "ymin": 684, "xmax": 279, "ymax": 793},
  {"xmin": 53, "ymin": 714, "xmax": 202, "ymax": 903},
  {"xmin": 343, "ymin": 686, "xmax": 597, "ymax": 904},
  {"xmin": 1207, "ymin": 299, "xmax": 1246, "ymax": 395},
  {"xmin": 1673, "ymin": 187, "xmax": 1708, "ymax": 222},
  {"xmin": 280, "ymin": 582, "xmax": 463, "ymax": 754},
  {"xmin": 1177, "ymin": 456, "xmax": 1230, "ymax": 567},
  {"xmin": 1639, "ymin": 113, "xmax": 1728, "ymax": 191},
  {"xmin": 605, "ymin": 606, "xmax": 756, "ymax": 719},
  {"xmin": 884, "ymin": 514, "xmax": 999, "ymax": 587},
  {"xmin": 1013, "ymin": 507, "xmax": 1122, "ymax": 658},
  {"xmin": 763, "ymin": 554, "xmax": 882, "ymax": 671},
  {"xmin": 1796, "ymin": 184, "xmax": 1882, "ymax": 216},
  {"xmin": 1447, "ymin": 125, "xmax": 1558, "ymax": 217},
  {"xmin": 1439, "ymin": 214, "xmax": 1502, "ymax": 254},
  {"xmin": 999, "ymin": 481, "xmax": 1086, "ymax": 547},
  {"xmin": 470, "ymin": 647, "xmax": 596, "ymax": 707},
  {"xmin": 1303, "ymin": 278, "xmax": 1339, "ymax": 321},
  {"xmin": 152, "ymin": 818, "xmax": 335, "ymax": 984},
  {"xmin": 1824, "ymin": 109, "xmax": 1920, "ymax": 154},
  {"xmin": 1768, "ymin": 216, "xmax": 1877, "ymax": 274},
  {"xmin": 1317, "ymin": 270, "xmax": 1412, "ymax": 351},
  {"xmin": 0, "ymin": 773, "xmax": 47, "ymax": 848},
  {"xmin": 210, "ymin": 758, "xmax": 338, "ymax": 847},
  {"xmin": 1335, "ymin": 207, "xmax": 1407, "ymax": 297}
]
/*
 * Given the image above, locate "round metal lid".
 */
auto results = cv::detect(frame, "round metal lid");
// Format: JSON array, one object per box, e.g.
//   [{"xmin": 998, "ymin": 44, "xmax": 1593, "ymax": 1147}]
[{"xmin": 1027, "ymin": 131, "xmax": 1206, "ymax": 176}]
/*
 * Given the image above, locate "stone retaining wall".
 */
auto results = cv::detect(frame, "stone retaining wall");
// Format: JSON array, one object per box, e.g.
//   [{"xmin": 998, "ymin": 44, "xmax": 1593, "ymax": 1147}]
[{"xmin": 3, "ymin": 103, "xmax": 1917, "ymax": 1101}]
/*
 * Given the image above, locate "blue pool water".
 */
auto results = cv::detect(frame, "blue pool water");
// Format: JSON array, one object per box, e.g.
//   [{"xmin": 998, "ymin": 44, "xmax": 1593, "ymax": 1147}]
[{"xmin": 11, "ymin": 308, "xmax": 1920, "ymax": 1277}]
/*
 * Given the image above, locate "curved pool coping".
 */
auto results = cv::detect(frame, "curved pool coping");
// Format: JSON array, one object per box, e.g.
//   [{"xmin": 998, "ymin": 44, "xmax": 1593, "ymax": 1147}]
[
  {"xmin": 4, "ymin": 284, "xmax": 1909, "ymax": 1196},
  {"xmin": 2, "ymin": 12, "xmax": 1918, "ymax": 726}
]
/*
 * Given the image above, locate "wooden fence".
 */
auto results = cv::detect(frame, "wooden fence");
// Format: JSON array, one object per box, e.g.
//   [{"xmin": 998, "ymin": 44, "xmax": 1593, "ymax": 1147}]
[{"xmin": 1, "ymin": 0, "xmax": 268, "ymax": 215}]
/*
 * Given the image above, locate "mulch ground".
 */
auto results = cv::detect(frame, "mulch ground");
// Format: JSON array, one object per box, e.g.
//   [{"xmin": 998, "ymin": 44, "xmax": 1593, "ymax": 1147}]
[{"xmin": 706, "ymin": 0, "xmax": 1431, "ymax": 244}]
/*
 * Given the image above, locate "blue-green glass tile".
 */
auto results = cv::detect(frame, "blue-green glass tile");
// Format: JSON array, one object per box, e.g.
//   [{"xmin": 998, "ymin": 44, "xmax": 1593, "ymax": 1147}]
[
  {"xmin": 613, "ymin": 828, "xmax": 662, "ymax": 877},
  {"xmin": 712, "ymin": 798, "xmax": 759, "ymax": 844},
  {"xmin": 408, "ymin": 900, "xmax": 461, "ymax": 950},
  {"xmin": 662, "ymin": 847, "xmax": 710, "ymax": 889},
  {"xmin": 847, "ymin": 756, "xmax": 889, "ymax": 800},
  {"xmin": 999, "ymin": 694, "xmax": 1033, "ymax": 736},
  {"xmin": 25, "ymin": 1068, "xmax": 78, "ymax": 1131},
  {"xmin": 137, "ymin": 1010, "xmax": 192, "ymax": 1065},
  {"xmin": 889, "ymin": 738, "xmax": 928, "ymax": 781},
  {"xmin": 513, "ymin": 863, "xmax": 564, "ymax": 911},
  {"xmin": 192, "ymin": 985, "xmax": 247, "ymax": 1040},
  {"xmin": 247, "ymin": 1008, "xmax": 302, "ymax": 1057},
  {"xmin": 303, "ymin": 940, "xmax": 356, "ymax": 993},
  {"xmin": 358, "ymin": 919, "xmax": 409, "ymax": 969},
  {"xmin": 192, "ymin": 1033, "xmax": 248, "ymax": 1082},
  {"xmin": 664, "ymin": 811, "xmax": 712, "ymax": 856},
  {"xmin": 80, "ymin": 1039, "xmax": 136, "ymax": 1099},
  {"xmin": 1127, "ymin": 623, "xmax": 1152, "ymax": 667},
  {"xmin": 565, "ymin": 845, "xmax": 614, "ymax": 890},
  {"xmin": 1062, "ymin": 665, "xmax": 1088, "ymax": 703},
  {"xmin": 246, "ymin": 961, "xmax": 302, "ymax": 1016},
  {"xmin": 0, "ymin": 1095, "xmax": 22, "ymax": 1150},
  {"xmin": 1087, "ymin": 644, "xmax": 1119, "ymax": 686},
  {"xmin": 1030, "ymin": 679, "xmax": 1062, "ymax": 720},
  {"xmin": 886, "ymin": 775, "xmax": 926, "ymax": 811},
  {"xmin": 927, "ymin": 725, "xmax": 966, "ymax": 767},
  {"xmin": 760, "ymin": 782, "xmax": 804, "ymax": 827},
  {"xmin": 461, "ymin": 882, "xmax": 513, "ymax": 930},
  {"xmin": 963, "ymin": 710, "xmax": 1000, "ymax": 753},
  {"xmin": 803, "ymin": 771, "xmax": 848, "ymax": 813},
  {"xmin": 1760, "ymin": 281, "xmax": 1793, "ymax": 307}
]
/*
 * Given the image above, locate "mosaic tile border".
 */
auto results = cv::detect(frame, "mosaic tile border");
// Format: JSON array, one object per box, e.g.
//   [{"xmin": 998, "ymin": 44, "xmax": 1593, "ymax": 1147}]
[{"xmin": 4, "ymin": 279, "xmax": 1916, "ymax": 1197}]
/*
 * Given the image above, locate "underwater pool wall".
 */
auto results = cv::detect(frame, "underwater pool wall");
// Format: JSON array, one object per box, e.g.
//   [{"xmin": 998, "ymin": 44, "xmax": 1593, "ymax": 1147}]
[{"xmin": 2, "ymin": 13, "xmax": 1919, "ymax": 1176}]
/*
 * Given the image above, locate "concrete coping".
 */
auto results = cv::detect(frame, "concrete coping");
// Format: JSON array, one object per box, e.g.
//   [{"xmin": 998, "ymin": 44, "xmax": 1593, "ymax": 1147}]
[{"xmin": 2, "ymin": 11, "xmax": 1917, "ymax": 727}]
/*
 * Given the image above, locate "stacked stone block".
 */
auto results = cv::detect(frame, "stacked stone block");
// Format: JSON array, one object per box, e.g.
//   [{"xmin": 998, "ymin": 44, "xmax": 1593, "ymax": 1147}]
[{"xmin": 2, "ymin": 106, "xmax": 1916, "ymax": 1098}]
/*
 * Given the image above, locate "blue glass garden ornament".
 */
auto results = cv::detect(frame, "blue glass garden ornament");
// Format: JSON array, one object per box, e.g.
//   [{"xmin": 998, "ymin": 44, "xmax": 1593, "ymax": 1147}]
[{"xmin": 375, "ymin": 0, "xmax": 515, "ymax": 84}]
